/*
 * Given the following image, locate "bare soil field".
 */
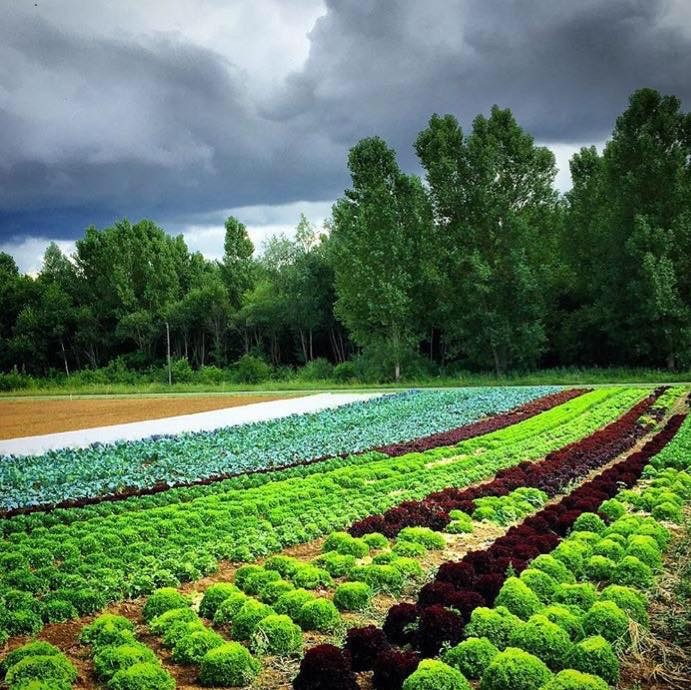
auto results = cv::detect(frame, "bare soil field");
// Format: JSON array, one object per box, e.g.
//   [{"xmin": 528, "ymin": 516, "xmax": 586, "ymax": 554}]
[{"xmin": 0, "ymin": 394, "xmax": 292, "ymax": 439}]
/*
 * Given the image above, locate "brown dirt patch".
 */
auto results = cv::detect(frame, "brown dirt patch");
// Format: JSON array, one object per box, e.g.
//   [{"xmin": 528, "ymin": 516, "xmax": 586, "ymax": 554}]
[{"xmin": 0, "ymin": 394, "xmax": 293, "ymax": 439}]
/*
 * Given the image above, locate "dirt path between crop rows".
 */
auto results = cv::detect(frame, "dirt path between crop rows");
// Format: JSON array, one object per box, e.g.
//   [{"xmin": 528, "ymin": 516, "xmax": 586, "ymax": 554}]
[
  {"xmin": 6, "ymin": 413, "xmax": 675, "ymax": 690},
  {"xmin": 0, "ymin": 395, "xmax": 294, "ymax": 439}
]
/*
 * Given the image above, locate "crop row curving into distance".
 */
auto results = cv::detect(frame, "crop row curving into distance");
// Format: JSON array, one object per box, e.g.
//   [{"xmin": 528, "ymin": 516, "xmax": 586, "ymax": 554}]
[
  {"xmin": 295, "ymin": 409, "xmax": 689, "ymax": 689},
  {"xmin": 0, "ymin": 386, "xmax": 561, "ymax": 512},
  {"xmin": 0, "ymin": 384, "xmax": 688, "ymax": 690}
]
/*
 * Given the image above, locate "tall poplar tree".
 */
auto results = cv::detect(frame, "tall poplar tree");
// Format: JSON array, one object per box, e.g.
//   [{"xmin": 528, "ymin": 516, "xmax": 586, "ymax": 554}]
[{"xmin": 330, "ymin": 137, "xmax": 433, "ymax": 380}]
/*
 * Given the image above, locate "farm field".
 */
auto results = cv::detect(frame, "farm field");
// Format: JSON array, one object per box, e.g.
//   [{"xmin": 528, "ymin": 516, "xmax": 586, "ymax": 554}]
[
  {"xmin": 0, "ymin": 395, "xmax": 295, "ymax": 440},
  {"xmin": 0, "ymin": 385, "xmax": 689, "ymax": 690}
]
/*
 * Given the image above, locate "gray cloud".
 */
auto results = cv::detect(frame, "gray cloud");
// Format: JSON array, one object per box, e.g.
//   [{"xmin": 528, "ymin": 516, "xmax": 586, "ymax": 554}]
[{"xmin": 1, "ymin": 0, "xmax": 690, "ymax": 252}]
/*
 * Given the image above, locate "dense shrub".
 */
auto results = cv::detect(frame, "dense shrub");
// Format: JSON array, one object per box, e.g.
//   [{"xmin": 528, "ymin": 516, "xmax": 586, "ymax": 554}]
[
  {"xmin": 93, "ymin": 643, "xmax": 158, "ymax": 681},
  {"xmin": 567, "ymin": 636, "xmax": 619, "ymax": 684},
  {"xmin": 142, "ymin": 588, "xmax": 189, "ymax": 622},
  {"xmin": 479, "ymin": 647, "xmax": 552, "ymax": 690},
  {"xmin": 171, "ymin": 628, "xmax": 224, "ymax": 664},
  {"xmin": 297, "ymin": 598, "xmax": 340, "ymax": 632},
  {"xmin": 170, "ymin": 358, "xmax": 193, "ymax": 383},
  {"xmin": 402, "ymin": 659, "xmax": 471, "ymax": 690},
  {"xmin": 333, "ymin": 361, "xmax": 357, "ymax": 382},
  {"xmin": 509, "ymin": 615, "xmax": 573, "ymax": 670},
  {"xmin": 465, "ymin": 607, "xmax": 523, "ymax": 650},
  {"xmin": 234, "ymin": 354, "xmax": 271, "ymax": 384},
  {"xmin": 108, "ymin": 661, "xmax": 175, "ymax": 690},
  {"xmin": 495, "ymin": 578, "xmax": 542, "ymax": 620},
  {"xmin": 292, "ymin": 644, "xmax": 358, "ymax": 690},
  {"xmin": 232, "ymin": 600, "xmax": 275, "ymax": 641},
  {"xmin": 443, "ymin": 637, "xmax": 499, "ymax": 679},
  {"xmin": 198, "ymin": 583, "xmax": 240, "ymax": 619},
  {"xmin": 334, "ymin": 582, "xmax": 372, "ymax": 611},
  {"xmin": 251, "ymin": 614, "xmax": 302, "ymax": 655},
  {"xmin": 540, "ymin": 669, "xmax": 609, "ymax": 690},
  {"xmin": 299, "ymin": 358, "xmax": 335, "ymax": 381}
]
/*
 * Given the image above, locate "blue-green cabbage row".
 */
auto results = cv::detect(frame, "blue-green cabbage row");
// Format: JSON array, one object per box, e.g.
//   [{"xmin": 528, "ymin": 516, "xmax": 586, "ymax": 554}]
[{"xmin": 0, "ymin": 386, "xmax": 557, "ymax": 511}]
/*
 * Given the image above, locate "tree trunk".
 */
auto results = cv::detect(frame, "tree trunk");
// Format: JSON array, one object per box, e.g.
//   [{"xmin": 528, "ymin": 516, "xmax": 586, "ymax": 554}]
[
  {"xmin": 165, "ymin": 321, "xmax": 172, "ymax": 386},
  {"xmin": 298, "ymin": 329, "xmax": 308, "ymax": 363},
  {"xmin": 60, "ymin": 338, "xmax": 70, "ymax": 377},
  {"xmin": 394, "ymin": 360, "xmax": 401, "ymax": 381},
  {"xmin": 309, "ymin": 329, "xmax": 313, "ymax": 361}
]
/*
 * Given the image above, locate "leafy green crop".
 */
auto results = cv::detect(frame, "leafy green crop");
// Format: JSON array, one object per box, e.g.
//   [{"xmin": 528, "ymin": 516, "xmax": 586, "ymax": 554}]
[
  {"xmin": 1, "ymin": 387, "xmax": 558, "ymax": 511},
  {"xmin": 0, "ymin": 388, "xmax": 645, "ymax": 639}
]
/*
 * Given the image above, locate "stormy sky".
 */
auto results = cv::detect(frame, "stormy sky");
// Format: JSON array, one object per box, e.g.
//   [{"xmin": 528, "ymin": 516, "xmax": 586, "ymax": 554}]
[{"xmin": 2, "ymin": 0, "xmax": 690, "ymax": 272}]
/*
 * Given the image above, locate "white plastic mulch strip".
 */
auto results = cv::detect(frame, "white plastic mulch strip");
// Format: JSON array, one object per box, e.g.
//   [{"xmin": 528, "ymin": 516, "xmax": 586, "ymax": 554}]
[{"xmin": 0, "ymin": 392, "xmax": 383, "ymax": 457}]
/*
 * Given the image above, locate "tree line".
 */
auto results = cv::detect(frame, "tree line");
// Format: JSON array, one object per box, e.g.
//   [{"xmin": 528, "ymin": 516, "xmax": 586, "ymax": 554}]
[{"xmin": 1, "ymin": 88, "xmax": 689, "ymax": 382}]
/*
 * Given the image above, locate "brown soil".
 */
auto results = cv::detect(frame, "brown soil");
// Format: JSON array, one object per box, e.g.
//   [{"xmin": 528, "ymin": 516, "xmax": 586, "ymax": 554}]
[{"xmin": 0, "ymin": 395, "xmax": 293, "ymax": 439}]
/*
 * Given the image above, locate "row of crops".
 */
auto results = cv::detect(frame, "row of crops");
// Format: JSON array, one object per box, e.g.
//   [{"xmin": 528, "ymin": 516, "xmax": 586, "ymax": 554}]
[
  {"xmin": 0, "ymin": 384, "xmax": 688, "ymax": 690},
  {"xmin": 0, "ymin": 386, "xmax": 560, "ymax": 512}
]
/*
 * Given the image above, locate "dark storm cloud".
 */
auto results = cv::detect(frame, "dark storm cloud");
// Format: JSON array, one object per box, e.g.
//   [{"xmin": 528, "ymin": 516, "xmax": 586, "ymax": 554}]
[
  {"xmin": 1, "ymin": 0, "xmax": 690, "ymax": 243},
  {"xmin": 270, "ymin": 0, "xmax": 691, "ymax": 171}
]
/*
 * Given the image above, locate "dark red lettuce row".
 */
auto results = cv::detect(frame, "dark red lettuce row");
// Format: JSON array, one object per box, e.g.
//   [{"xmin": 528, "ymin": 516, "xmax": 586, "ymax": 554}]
[
  {"xmin": 375, "ymin": 388, "xmax": 587, "ymax": 456},
  {"xmin": 350, "ymin": 387, "xmax": 667, "ymax": 538},
  {"xmin": 374, "ymin": 414, "xmax": 685, "ymax": 672},
  {"xmin": 305, "ymin": 412, "xmax": 685, "ymax": 690}
]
